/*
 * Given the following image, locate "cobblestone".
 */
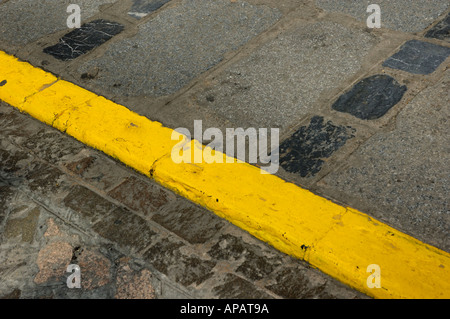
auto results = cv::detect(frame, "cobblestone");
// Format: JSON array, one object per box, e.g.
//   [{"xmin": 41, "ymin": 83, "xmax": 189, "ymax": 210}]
[
  {"xmin": 383, "ymin": 40, "xmax": 450, "ymax": 75},
  {"xmin": 212, "ymin": 274, "xmax": 273, "ymax": 299},
  {"xmin": 152, "ymin": 202, "xmax": 226, "ymax": 244},
  {"xmin": 279, "ymin": 116, "xmax": 356, "ymax": 177},
  {"xmin": 425, "ymin": 12, "xmax": 450, "ymax": 41},
  {"xmin": 331, "ymin": 75, "xmax": 407, "ymax": 119},
  {"xmin": 92, "ymin": 207, "xmax": 158, "ymax": 252},
  {"xmin": 64, "ymin": 185, "xmax": 116, "ymax": 225},
  {"xmin": 108, "ymin": 176, "xmax": 173, "ymax": 216},
  {"xmin": 1, "ymin": 0, "xmax": 448, "ymax": 300},
  {"xmin": 44, "ymin": 20, "xmax": 125, "ymax": 61}
]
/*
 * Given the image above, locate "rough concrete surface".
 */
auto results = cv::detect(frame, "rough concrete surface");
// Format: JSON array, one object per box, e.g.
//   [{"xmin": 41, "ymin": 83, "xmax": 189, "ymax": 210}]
[
  {"xmin": 0, "ymin": 0, "xmax": 116, "ymax": 47},
  {"xmin": 78, "ymin": 0, "xmax": 282, "ymax": 97},
  {"xmin": 316, "ymin": 0, "xmax": 449, "ymax": 33}
]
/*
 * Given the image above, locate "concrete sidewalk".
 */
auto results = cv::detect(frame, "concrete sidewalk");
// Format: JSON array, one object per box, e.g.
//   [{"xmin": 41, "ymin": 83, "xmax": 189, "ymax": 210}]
[{"xmin": 1, "ymin": 0, "xmax": 449, "ymax": 299}]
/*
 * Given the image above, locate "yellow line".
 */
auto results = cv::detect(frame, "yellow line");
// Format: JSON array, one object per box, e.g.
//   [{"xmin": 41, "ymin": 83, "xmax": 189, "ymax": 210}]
[{"xmin": 1, "ymin": 51, "xmax": 449, "ymax": 299}]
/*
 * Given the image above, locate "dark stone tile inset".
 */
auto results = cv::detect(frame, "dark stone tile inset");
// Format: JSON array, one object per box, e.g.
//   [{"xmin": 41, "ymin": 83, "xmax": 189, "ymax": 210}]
[
  {"xmin": 332, "ymin": 74, "xmax": 407, "ymax": 120},
  {"xmin": 425, "ymin": 13, "xmax": 450, "ymax": 42},
  {"xmin": 128, "ymin": 0, "xmax": 171, "ymax": 19},
  {"xmin": 279, "ymin": 116, "xmax": 355, "ymax": 178},
  {"xmin": 382, "ymin": 40, "xmax": 450, "ymax": 75},
  {"xmin": 43, "ymin": 19, "xmax": 124, "ymax": 61}
]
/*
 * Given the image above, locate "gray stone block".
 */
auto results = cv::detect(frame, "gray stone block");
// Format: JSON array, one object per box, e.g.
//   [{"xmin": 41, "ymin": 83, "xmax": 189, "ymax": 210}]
[
  {"xmin": 316, "ymin": 0, "xmax": 449, "ymax": 33},
  {"xmin": 0, "ymin": 0, "xmax": 116, "ymax": 47},
  {"xmin": 92, "ymin": 207, "xmax": 158, "ymax": 251},
  {"xmin": 212, "ymin": 274, "xmax": 273, "ymax": 299},
  {"xmin": 195, "ymin": 21, "xmax": 377, "ymax": 132},
  {"xmin": 78, "ymin": 0, "xmax": 281, "ymax": 97},
  {"xmin": 144, "ymin": 237, "xmax": 216, "ymax": 287}
]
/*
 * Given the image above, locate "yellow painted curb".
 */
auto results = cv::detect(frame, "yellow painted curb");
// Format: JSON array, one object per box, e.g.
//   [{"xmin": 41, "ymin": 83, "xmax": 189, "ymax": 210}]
[{"xmin": 1, "ymin": 51, "xmax": 449, "ymax": 299}]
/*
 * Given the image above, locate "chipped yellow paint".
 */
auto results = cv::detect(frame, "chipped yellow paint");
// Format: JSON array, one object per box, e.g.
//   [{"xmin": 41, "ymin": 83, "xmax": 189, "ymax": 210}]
[{"xmin": 1, "ymin": 51, "xmax": 449, "ymax": 299}]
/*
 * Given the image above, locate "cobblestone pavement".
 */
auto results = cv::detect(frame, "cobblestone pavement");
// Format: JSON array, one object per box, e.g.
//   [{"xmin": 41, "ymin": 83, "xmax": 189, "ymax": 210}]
[
  {"xmin": 0, "ymin": 102, "xmax": 364, "ymax": 299},
  {"xmin": 1, "ymin": 0, "xmax": 449, "ymax": 299}
]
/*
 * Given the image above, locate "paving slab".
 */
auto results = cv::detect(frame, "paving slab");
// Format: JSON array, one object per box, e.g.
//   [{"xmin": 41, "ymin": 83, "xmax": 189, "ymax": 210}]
[
  {"xmin": 279, "ymin": 116, "xmax": 356, "ymax": 178},
  {"xmin": 382, "ymin": 39, "xmax": 450, "ymax": 75},
  {"xmin": 63, "ymin": 152, "xmax": 130, "ymax": 192},
  {"xmin": 151, "ymin": 201, "xmax": 227, "ymax": 244},
  {"xmin": 425, "ymin": 12, "xmax": 450, "ymax": 42},
  {"xmin": 192, "ymin": 20, "xmax": 378, "ymax": 133},
  {"xmin": 316, "ymin": 0, "xmax": 450, "ymax": 33},
  {"xmin": 0, "ymin": 0, "xmax": 116, "ymax": 49},
  {"xmin": 211, "ymin": 274, "xmax": 274, "ymax": 299},
  {"xmin": 43, "ymin": 19, "xmax": 125, "ymax": 61},
  {"xmin": 128, "ymin": 0, "xmax": 172, "ymax": 19},
  {"xmin": 331, "ymin": 74, "xmax": 407, "ymax": 119},
  {"xmin": 78, "ymin": 0, "xmax": 282, "ymax": 97},
  {"xmin": 316, "ymin": 70, "xmax": 450, "ymax": 252},
  {"xmin": 107, "ymin": 176, "xmax": 174, "ymax": 216}
]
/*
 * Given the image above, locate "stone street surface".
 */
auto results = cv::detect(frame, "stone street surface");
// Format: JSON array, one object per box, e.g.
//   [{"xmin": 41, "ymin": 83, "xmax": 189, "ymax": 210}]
[{"xmin": 1, "ymin": 0, "xmax": 449, "ymax": 299}]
